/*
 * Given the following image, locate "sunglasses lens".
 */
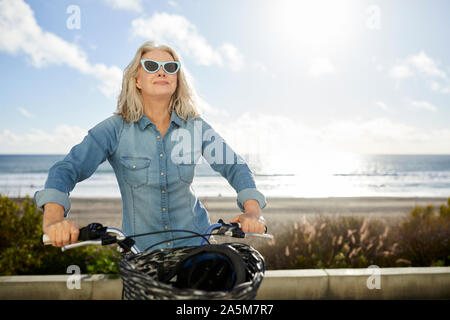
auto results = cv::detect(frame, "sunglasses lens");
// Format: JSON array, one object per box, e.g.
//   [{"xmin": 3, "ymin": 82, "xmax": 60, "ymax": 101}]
[
  {"xmin": 164, "ymin": 62, "xmax": 179, "ymax": 74},
  {"xmin": 143, "ymin": 60, "xmax": 159, "ymax": 73}
]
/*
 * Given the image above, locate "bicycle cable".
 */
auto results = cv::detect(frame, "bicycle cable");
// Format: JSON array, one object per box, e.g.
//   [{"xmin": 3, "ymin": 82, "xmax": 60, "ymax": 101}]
[
  {"xmin": 143, "ymin": 233, "xmax": 216, "ymax": 251},
  {"xmin": 121, "ymin": 228, "xmax": 234, "ymax": 252},
  {"xmin": 123, "ymin": 229, "xmax": 212, "ymax": 249}
]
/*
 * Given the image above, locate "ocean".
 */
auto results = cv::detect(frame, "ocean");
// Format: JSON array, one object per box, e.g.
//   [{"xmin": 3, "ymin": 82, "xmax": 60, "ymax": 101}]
[{"xmin": 0, "ymin": 154, "xmax": 449, "ymax": 198}]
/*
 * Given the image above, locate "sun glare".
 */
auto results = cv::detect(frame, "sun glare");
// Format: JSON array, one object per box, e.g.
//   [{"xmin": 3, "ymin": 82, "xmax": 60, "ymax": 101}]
[{"xmin": 265, "ymin": 0, "xmax": 361, "ymax": 52}]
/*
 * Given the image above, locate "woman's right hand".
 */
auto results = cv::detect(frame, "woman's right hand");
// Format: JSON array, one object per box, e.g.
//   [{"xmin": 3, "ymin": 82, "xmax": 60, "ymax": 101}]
[{"xmin": 43, "ymin": 203, "xmax": 79, "ymax": 247}]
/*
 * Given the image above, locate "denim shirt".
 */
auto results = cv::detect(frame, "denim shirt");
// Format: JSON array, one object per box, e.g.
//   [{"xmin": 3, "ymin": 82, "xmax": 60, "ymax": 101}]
[{"xmin": 34, "ymin": 111, "xmax": 267, "ymax": 251}]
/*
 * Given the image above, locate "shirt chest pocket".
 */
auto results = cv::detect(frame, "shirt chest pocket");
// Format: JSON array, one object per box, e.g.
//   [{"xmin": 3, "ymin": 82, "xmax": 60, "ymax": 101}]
[
  {"xmin": 177, "ymin": 163, "xmax": 196, "ymax": 184},
  {"xmin": 120, "ymin": 156, "xmax": 151, "ymax": 187}
]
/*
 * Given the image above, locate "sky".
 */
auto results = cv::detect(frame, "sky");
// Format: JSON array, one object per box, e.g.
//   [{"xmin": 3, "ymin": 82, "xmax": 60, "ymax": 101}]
[{"xmin": 0, "ymin": 0, "xmax": 449, "ymax": 173}]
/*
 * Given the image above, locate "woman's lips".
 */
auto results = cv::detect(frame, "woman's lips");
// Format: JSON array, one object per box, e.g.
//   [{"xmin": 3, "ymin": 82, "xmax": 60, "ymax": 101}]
[{"xmin": 154, "ymin": 81, "xmax": 169, "ymax": 85}]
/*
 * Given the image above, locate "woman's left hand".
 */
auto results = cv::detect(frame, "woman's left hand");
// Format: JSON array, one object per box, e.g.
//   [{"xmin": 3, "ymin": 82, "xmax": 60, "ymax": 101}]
[{"xmin": 231, "ymin": 213, "xmax": 266, "ymax": 234}]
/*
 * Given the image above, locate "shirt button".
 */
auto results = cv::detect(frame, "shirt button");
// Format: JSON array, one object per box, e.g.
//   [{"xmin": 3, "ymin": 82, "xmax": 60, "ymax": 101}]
[
  {"xmin": 162, "ymin": 207, "xmax": 166, "ymax": 211},
  {"xmin": 162, "ymin": 190, "xmax": 166, "ymax": 193},
  {"xmin": 157, "ymin": 135, "xmax": 161, "ymax": 139},
  {"xmin": 160, "ymin": 153, "xmax": 163, "ymax": 157},
  {"xmin": 132, "ymin": 165, "xmax": 136, "ymax": 169},
  {"xmin": 161, "ymin": 172, "xmax": 164, "ymax": 176},
  {"xmin": 167, "ymin": 242, "xmax": 171, "ymax": 246},
  {"xmin": 164, "ymin": 225, "xmax": 168, "ymax": 229}
]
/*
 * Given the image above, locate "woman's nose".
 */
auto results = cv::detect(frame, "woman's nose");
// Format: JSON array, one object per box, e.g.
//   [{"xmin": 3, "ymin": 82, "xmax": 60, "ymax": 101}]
[{"xmin": 156, "ymin": 66, "xmax": 167, "ymax": 76}]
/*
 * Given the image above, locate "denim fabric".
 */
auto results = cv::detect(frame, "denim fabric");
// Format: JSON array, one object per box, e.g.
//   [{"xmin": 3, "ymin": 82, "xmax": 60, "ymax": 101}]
[{"xmin": 34, "ymin": 111, "xmax": 267, "ymax": 251}]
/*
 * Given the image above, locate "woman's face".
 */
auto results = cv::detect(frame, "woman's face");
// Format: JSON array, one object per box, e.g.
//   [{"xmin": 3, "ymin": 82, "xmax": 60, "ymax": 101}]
[{"xmin": 136, "ymin": 49, "xmax": 178, "ymax": 100}]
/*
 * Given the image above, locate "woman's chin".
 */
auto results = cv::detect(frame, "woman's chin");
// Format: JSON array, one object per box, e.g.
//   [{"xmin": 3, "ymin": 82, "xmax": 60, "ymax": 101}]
[{"xmin": 144, "ymin": 89, "xmax": 175, "ymax": 98}]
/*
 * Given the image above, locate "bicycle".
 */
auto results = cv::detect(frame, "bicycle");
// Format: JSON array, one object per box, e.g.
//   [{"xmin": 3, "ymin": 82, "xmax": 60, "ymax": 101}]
[{"xmin": 42, "ymin": 219, "xmax": 273, "ymax": 300}]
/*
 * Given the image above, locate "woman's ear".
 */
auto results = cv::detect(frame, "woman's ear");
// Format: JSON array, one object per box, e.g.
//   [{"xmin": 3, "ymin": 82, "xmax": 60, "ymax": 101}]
[{"xmin": 136, "ymin": 78, "xmax": 141, "ymax": 89}]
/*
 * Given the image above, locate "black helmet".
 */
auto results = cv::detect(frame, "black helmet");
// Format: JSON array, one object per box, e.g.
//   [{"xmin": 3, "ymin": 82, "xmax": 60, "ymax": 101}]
[{"xmin": 161, "ymin": 244, "xmax": 247, "ymax": 291}]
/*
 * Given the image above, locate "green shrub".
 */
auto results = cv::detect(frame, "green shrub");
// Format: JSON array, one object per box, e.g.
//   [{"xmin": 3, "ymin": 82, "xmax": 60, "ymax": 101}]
[
  {"xmin": 0, "ymin": 194, "xmax": 120, "ymax": 275},
  {"xmin": 396, "ymin": 200, "xmax": 450, "ymax": 266}
]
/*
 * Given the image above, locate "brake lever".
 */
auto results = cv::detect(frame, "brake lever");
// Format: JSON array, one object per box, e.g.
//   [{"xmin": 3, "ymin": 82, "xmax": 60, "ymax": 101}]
[
  {"xmin": 216, "ymin": 219, "xmax": 272, "ymax": 240},
  {"xmin": 80, "ymin": 223, "xmax": 108, "ymax": 240},
  {"xmin": 243, "ymin": 232, "xmax": 274, "ymax": 240},
  {"xmin": 60, "ymin": 234, "xmax": 118, "ymax": 252}
]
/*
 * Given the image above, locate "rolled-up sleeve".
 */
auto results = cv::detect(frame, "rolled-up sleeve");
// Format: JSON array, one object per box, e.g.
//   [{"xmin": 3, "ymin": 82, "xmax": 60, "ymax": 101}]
[
  {"xmin": 236, "ymin": 187, "xmax": 267, "ymax": 212},
  {"xmin": 34, "ymin": 188, "xmax": 71, "ymax": 216},
  {"xmin": 200, "ymin": 118, "xmax": 267, "ymax": 213},
  {"xmin": 34, "ymin": 115, "xmax": 123, "ymax": 217}
]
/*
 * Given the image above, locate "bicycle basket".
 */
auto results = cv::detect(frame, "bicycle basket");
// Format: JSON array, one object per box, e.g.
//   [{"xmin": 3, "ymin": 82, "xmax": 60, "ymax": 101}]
[{"xmin": 119, "ymin": 243, "xmax": 266, "ymax": 300}]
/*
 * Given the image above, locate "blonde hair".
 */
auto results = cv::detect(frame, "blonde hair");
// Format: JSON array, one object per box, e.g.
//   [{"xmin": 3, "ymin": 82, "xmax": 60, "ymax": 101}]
[{"xmin": 115, "ymin": 41, "xmax": 201, "ymax": 122}]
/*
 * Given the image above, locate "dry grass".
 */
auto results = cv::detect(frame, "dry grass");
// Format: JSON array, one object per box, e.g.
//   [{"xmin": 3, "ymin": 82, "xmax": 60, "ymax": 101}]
[{"xmin": 257, "ymin": 198, "xmax": 450, "ymax": 270}]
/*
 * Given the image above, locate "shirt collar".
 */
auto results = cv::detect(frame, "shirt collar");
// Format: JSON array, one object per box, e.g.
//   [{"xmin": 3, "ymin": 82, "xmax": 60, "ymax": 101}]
[
  {"xmin": 171, "ymin": 110, "xmax": 184, "ymax": 127},
  {"xmin": 137, "ymin": 111, "xmax": 184, "ymax": 130}
]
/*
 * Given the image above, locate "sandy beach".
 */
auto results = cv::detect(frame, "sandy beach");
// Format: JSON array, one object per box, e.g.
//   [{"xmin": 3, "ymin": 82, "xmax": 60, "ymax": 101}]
[{"xmin": 42, "ymin": 196, "xmax": 449, "ymax": 233}]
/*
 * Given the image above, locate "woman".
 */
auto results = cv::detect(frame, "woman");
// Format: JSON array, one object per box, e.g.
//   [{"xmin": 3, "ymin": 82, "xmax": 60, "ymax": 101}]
[{"xmin": 35, "ymin": 41, "xmax": 267, "ymax": 251}]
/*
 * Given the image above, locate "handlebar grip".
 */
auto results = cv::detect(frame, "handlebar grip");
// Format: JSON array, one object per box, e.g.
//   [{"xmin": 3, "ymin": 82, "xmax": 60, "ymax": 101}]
[
  {"xmin": 41, "ymin": 225, "xmax": 91, "ymax": 246},
  {"xmin": 236, "ymin": 220, "xmax": 268, "ymax": 233},
  {"xmin": 41, "ymin": 223, "xmax": 106, "ymax": 246}
]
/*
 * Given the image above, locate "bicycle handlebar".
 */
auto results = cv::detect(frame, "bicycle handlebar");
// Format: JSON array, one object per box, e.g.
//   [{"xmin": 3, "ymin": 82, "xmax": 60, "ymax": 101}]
[
  {"xmin": 42, "ymin": 219, "xmax": 273, "ymax": 254},
  {"xmin": 42, "ymin": 224, "xmax": 140, "ymax": 253}
]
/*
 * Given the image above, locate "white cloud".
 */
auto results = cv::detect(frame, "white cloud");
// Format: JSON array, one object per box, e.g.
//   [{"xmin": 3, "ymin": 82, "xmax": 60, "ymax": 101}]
[
  {"xmin": 168, "ymin": 1, "xmax": 179, "ymax": 8},
  {"xmin": 18, "ymin": 107, "xmax": 34, "ymax": 118},
  {"xmin": 430, "ymin": 81, "xmax": 450, "ymax": 94},
  {"xmin": 388, "ymin": 51, "xmax": 449, "ymax": 93},
  {"xmin": 0, "ymin": 125, "xmax": 87, "ymax": 154},
  {"xmin": 219, "ymin": 42, "xmax": 244, "ymax": 72},
  {"xmin": 0, "ymin": 0, "xmax": 122, "ymax": 100},
  {"xmin": 308, "ymin": 58, "xmax": 336, "ymax": 77},
  {"xmin": 410, "ymin": 100, "xmax": 438, "ymax": 112},
  {"xmin": 389, "ymin": 64, "xmax": 413, "ymax": 79},
  {"xmin": 390, "ymin": 51, "xmax": 447, "ymax": 79},
  {"xmin": 91, "ymin": 63, "xmax": 123, "ymax": 100},
  {"xmin": 102, "ymin": 0, "xmax": 143, "ymax": 12},
  {"xmin": 130, "ymin": 12, "xmax": 244, "ymax": 72},
  {"xmin": 407, "ymin": 51, "xmax": 447, "ymax": 78}
]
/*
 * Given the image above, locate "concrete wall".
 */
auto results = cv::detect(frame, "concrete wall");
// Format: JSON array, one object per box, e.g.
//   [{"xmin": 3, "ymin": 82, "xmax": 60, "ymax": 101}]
[
  {"xmin": 0, "ymin": 274, "xmax": 122, "ymax": 300},
  {"xmin": 1, "ymin": 267, "xmax": 449, "ymax": 300},
  {"xmin": 257, "ymin": 267, "xmax": 450, "ymax": 299}
]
